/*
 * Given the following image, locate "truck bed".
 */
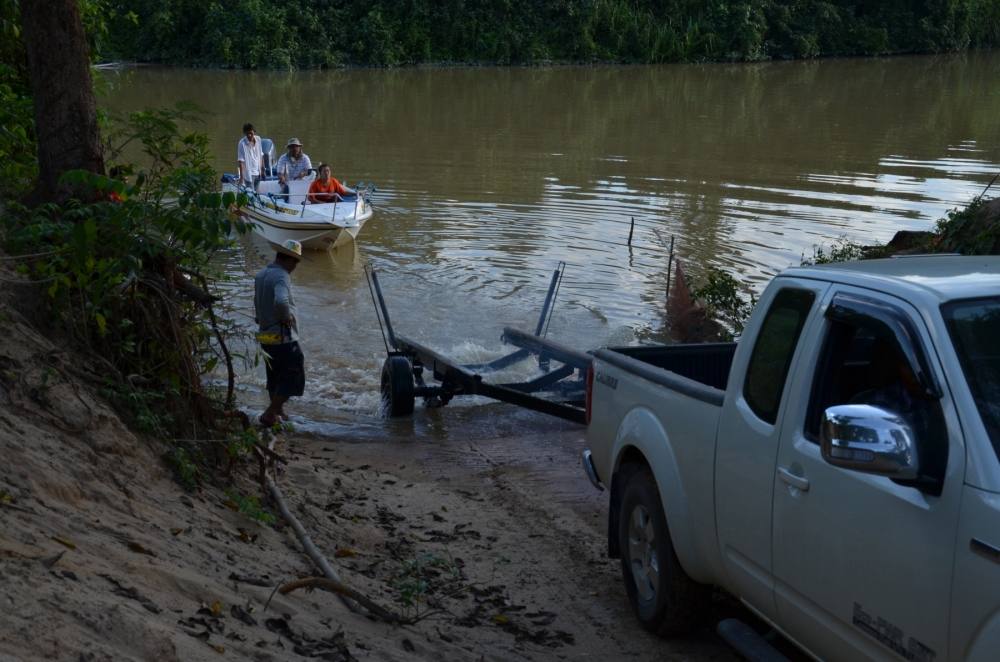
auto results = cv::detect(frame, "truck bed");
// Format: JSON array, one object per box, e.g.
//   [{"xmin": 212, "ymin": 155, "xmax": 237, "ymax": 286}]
[{"xmin": 598, "ymin": 342, "xmax": 736, "ymax": 398}]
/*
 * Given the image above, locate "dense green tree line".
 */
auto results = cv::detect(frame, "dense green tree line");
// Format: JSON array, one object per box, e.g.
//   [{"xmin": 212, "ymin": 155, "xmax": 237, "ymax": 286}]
[{"xmin": 96, "ymin": 0, "xmax": 1000, "ymax": 68}]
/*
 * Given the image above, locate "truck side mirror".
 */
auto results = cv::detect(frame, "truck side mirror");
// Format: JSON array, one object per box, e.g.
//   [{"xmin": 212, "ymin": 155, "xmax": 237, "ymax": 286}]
[{"xmin": 820, "ymin": 404, "xmax": 919, "ymax": 479}]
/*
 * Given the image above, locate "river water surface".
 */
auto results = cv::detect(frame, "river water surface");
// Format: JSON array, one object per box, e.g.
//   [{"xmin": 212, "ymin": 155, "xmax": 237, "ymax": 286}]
[{"xmin": 100, "ymin": 54, "xmax": 1000, "ymax": 438}]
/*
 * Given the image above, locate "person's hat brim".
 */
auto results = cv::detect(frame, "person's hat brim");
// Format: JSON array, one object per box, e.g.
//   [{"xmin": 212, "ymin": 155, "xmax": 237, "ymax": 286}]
[{"xmin": 273, "ymin": 242, "xmax": 303, "ymax": 260}]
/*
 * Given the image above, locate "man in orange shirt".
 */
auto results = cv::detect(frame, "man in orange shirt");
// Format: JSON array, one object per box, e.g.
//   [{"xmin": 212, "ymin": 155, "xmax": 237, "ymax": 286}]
[{"xmin": 307, "ymin": 163, "xmax": 354, "ymax": 203}]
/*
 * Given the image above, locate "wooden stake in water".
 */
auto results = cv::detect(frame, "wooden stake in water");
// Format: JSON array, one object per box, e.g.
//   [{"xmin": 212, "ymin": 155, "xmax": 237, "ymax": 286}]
[
  {"xmin": 627, "ymin": 217, "xmax": 635, "ymax": 246},
  {"xmin": 665, "ymin": 235, "xmax": 675, "ymax": 306}
]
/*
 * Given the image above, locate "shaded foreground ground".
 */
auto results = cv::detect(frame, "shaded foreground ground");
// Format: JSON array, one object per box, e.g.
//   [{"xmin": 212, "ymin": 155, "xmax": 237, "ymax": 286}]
[{"xmin": 0, "ymin": 290, "xmax": 733, "ymax": 660}]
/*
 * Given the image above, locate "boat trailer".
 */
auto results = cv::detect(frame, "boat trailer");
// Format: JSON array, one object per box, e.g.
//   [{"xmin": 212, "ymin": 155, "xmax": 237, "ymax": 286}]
[{"xmin": 366, "ymin": 263, "xmax": 591, "ymax": 424}]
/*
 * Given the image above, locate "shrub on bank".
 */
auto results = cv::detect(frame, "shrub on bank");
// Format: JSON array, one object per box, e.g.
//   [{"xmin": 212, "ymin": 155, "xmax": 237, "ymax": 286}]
[
  {"xmin": 688, "ymin": 193, "xmax": 1000, "ymax": 338},
  {"xmin": 0, "ymin": 103, "xmax": 262, "ymax": 487},
  {"xmin": 804, "ymin": 194, "xmax": 1000, "ymax": 265}
]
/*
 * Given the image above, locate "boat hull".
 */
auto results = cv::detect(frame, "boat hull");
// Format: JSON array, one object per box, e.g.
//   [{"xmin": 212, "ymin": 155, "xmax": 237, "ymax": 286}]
[
  {"xmin": 224, "ymin": 179, "xmax": 373, "ymax": 251},
  {"xmin": 239, "ymin": 204, "xmax": 371, "ymax": 250}
]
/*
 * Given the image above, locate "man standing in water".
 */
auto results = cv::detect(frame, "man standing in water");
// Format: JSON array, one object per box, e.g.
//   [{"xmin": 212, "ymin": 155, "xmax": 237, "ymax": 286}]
[
  {"xmin": 237, "ymin": 122, "xmax": 264, "ymax": 189},
  {"xmin": 254, "ymin": 239, "xmax": 305, "ymax": 427}
]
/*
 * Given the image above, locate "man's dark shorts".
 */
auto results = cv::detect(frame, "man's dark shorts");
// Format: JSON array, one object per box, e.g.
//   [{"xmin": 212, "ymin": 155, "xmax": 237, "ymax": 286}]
[{"xmin": 264, "ymin": 341, "xmax": 305, "ymax": 397}]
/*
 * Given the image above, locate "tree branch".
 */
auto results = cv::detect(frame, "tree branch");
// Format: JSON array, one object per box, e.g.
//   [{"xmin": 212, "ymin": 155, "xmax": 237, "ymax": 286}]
[{"xmin": 279, "ymin": 577, "xmax": 407, "ymax": 624}]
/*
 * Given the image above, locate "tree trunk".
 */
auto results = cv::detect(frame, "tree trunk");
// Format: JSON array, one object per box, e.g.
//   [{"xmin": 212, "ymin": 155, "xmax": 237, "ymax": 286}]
[{"xmin": 20, "ymin": 0, "xmax": 104, "ymax": 202}]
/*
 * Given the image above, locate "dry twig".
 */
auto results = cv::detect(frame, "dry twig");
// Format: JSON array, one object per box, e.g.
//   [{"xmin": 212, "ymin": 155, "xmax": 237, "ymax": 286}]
[{"xmin": 279, "ymin": 577, "xmax": 444, "ymax": 625}]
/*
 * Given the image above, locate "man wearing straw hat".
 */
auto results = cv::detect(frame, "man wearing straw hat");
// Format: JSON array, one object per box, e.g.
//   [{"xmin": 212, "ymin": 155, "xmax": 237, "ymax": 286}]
[
  {"xmin": 275, "ymin": 137, "xmax": 313, "ymax": 198},
  {"xmin": 254, "ymin": 239, "xmax": 305, "ymax": 427}
]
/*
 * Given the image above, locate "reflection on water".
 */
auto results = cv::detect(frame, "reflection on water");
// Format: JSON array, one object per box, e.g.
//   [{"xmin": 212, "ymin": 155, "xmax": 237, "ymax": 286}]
[{"xmin": 102, "ymin": 54, "xmax": 1000, "ymax": 431}]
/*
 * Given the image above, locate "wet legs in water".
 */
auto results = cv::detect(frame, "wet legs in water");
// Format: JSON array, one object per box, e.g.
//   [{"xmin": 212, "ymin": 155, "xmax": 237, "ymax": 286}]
[{"xmin": 261, "ymin": 394, "xmax": 289, "ymax": 427}]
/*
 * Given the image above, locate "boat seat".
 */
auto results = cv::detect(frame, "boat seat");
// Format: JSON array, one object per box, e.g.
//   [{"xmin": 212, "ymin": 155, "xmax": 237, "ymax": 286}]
[
  {"xmin": 257, "ymin": 179, "xmax": 282, "ymax": 196},
  {"xmin": 287, "ymin": 179, "xmax": 311, "ymax": 206}
]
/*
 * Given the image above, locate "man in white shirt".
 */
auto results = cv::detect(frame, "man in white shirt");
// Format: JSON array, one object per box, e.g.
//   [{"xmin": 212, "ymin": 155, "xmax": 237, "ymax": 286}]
[
  {"xmin": 237, "ymin": 122, "xmax": 264, "ymax": 188},
  {"xmin": 275, "ymin": 138, "xmax": 313, "ymax": 196}
]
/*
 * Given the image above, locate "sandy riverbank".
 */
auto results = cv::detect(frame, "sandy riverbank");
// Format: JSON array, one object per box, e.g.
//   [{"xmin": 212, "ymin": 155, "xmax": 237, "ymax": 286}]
[{"xmin": 0, "ymin": 284, "xmax": 734, "ymax": 660}]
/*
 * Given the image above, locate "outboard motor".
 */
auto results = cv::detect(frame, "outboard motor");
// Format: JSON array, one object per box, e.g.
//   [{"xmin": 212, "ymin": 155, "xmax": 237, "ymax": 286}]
[{"xmin": 260, "ymin": 138, "xmax": 276, "ymax": 177}]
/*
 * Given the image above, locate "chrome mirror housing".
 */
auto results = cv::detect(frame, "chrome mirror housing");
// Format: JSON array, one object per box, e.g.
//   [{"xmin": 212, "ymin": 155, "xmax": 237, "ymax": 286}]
[{"xmin": 820, "ymin": 404, "xmax": 919, "ymax": 479}]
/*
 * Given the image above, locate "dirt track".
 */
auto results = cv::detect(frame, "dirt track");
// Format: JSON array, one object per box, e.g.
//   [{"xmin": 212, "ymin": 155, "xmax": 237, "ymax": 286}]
[{"xmin": 274, "ymin": 416, "xmax": 736, "ymax": 661}]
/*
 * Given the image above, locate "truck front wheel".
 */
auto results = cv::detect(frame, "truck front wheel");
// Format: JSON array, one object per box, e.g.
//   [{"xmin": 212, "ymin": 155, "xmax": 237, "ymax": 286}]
[{"xmin": 618, "ymin": 466, "xmax": 709, "ymax": 636}]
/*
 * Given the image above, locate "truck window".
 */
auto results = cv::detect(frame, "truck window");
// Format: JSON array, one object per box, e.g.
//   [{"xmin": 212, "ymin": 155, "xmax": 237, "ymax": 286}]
[
  {"xmin": 943, "ymin": 296, "xmax": 1000, "ymax": 465},
  {"xmin": 743, "ymin": 288, "xmax": 816, "ymax": 424},
  {"xmin": 805, "ymin": 313, "xmax": 948, "ymax": 489}
]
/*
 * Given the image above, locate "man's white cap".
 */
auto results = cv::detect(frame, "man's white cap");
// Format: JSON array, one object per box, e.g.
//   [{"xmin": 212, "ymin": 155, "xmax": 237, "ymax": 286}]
[
  {"xmin": 286, "ymin": 137, "xmax": 303, "ymax": 147},
  {"xmin": 275, "ymin": 239, "xmax": 303, "ymax": 260}
]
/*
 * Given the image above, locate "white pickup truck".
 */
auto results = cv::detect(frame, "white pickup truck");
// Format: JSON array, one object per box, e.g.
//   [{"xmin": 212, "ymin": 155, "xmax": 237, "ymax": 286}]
[{"xmin": 583, "ymin": 256, "xmax": 1000, "ymax": 661}]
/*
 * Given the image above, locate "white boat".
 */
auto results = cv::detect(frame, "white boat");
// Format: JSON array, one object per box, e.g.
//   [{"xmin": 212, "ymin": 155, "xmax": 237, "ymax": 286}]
[{"xmin": 222, "ymin": 140, "xmax": 374, "ymax": 250}]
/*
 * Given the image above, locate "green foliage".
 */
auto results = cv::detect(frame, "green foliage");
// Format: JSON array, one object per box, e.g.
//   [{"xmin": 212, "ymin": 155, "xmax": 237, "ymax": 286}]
[
  {"xmin": 2, "ymin": 104, "xmax": 251, "ymax": 447},
  {"xmin": 95, "ymin": 0, "xmax": 1000, "ymax": 67},
  {"xmin": 936, "ymin": 198, "xmax": 1000, "ymax": 254},
  {"xmin": 0, "ymin": 68, "xmax": 37, "ymax": 198},
  {"xmin": 6, "ymin": 108, "xmax": 246, "ymax": 353},
  {"xmin": 169, "ymin": 445, "xmax": 201, "ymax": 490},
  {"xmin": 102, "ymin": 379, "xmax": 174, "ymax": 435},
  {"xmin": 225, "ymin": 425, "xmax": 263, "ymax": 461},
  {"xmin": 79, "ymin": 0, "xmax": 114, "ymax": 60},
  {"xmin": 225, "ymin": 488, "xmax": 276, "ymax": 524},
  {"xmin": 0, "ymin": 2, "xmax": 34, "ymax": 198},
  {"xmin": 803, "ymin": 237, "xmax": 872, "ymax": 265},
  {"xmin": 692, "ymin": 267, "xmax": 756, "ymax": 336},
  {"xmin": 1, "ymin": 0, "xmax": 118, "ymax": 68},
  {"xmin": 0, "ymin": 0, "xmax": 25, "ymax": 77},
  {"xmin": 0, "ymin": 9, "xmax": 266, "ymax": 494},
  {"xmin": 805, "ymin": 195, "xmax": 1000, "ymax": 265},
  {"xmin": 391, "ymin": 553, "xmax": 462, "ymax": 608}
]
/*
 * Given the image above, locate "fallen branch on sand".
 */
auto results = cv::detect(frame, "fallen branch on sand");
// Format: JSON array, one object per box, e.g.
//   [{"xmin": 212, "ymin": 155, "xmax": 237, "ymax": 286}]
[
  {"xmin": 256, "ymin": 437, "xmax": 409, "ymax": 625},
  {"xmin": 262, "ymin": 468, "xmax": 357, "ymax": 613},
  {"xmin": 279, "ymin": 577, "xmax": 406, "ymax": 624}
]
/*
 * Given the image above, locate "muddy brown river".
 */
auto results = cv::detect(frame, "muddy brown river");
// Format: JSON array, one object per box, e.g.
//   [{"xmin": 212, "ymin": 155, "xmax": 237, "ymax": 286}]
[{"xmin": 100, "ymin": 54, "xmax": 1000, "ymax": 439}]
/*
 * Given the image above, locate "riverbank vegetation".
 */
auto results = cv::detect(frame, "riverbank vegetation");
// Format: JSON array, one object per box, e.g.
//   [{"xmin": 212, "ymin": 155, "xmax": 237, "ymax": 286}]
[
  {"xmin": 3, "ymin": 107, "xmax": 251, "ymax": 461},
  {"xmin": 692, "ymin": 192, "xmax": 1000, "ymax": 337},
  {"xmin": 96, "ymin": 0, "xmax": 1000, "ymax": 68},
  {"xmin": 1, "ymin": 2, "xmax": 261, "ymax": 487},
  {"xmin": 804, "ymin": 193, "xmax": 1000, "ymax": 264}
]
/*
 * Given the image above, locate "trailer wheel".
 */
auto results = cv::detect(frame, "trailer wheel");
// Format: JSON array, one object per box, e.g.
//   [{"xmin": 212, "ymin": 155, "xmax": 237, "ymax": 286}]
[
  {"xmin": 381, "ymin": 356, "xmax": 415, "ymax": 417},
  {"xmin": 618, "ymin": 466, "xmax": 709, "ymax": 637}
]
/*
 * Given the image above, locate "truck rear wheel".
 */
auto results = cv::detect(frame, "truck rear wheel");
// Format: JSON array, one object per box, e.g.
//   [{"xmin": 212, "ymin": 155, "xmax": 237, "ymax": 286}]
[
  {"xmin": 381, "ymin": 356, "xmax": 415, "ymax": 417},
  {"xmin": 618, "ymin": 466, "xmax": 709, "ymax": 637}
]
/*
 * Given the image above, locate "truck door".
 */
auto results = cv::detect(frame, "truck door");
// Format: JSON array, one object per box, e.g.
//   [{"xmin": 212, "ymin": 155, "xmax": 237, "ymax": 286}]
[
  {"xmin": 715, "ymin": 278, "xmax": 828, "ymax": 621},
  {"xmin": 772, "ymin": 288, "xmax": 964, "ymax": 661}
]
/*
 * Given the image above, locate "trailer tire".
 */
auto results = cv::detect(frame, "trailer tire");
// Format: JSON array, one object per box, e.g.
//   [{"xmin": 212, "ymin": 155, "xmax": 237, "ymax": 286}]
[
  {"xmin": 618, "ymin": 466, "xmax": 709, "ymax": 637},
  {"xmin": 381, "ymin": 356, "xmax": 415, "ymax": 417}
]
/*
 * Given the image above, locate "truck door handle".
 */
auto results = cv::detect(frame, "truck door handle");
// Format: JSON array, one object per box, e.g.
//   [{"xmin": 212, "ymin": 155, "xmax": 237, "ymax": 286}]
[
  {"xmin": 971, "ymin": 538, "xmax": 1000, "ymax": 565},
  {"xmin": 778, "ymin": 467, "xmax": 810, "ymax": 492}
]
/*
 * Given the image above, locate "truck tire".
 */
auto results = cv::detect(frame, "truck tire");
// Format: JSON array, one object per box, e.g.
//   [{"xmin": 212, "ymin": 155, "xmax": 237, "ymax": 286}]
[
  {"xmin": 618, "ymin": 465, "xmax": 709, "ymax": 637},
  {"xmin": 381, "ymin": 356, "xmax": 415, "ymax": 417}
]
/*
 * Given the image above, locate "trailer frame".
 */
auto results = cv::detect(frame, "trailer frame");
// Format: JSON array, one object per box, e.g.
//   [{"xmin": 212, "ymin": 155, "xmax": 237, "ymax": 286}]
[{"xmin": 367, "ymin": 263, "xmax": 590, "ymax": 424}]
